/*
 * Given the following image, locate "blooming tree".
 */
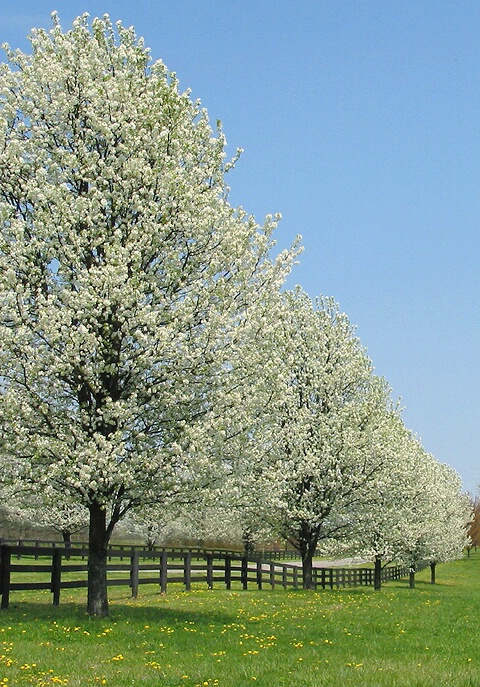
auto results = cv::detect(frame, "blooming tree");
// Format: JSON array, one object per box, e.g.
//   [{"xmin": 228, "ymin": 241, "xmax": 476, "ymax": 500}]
[
  {"xmin": 422, "ymin": 461, "xmax": 471, "ymax": 582},
  {"xmin": 358, "ymin": 437, "xmax": 471, "ymax": 588},
  {"xmin": 249, "ymin": 289, "xmax": 394, "ymax": 588},
  {"xmin": 0, "ymin": 14, "xmax": 296, "ymax": 615},
  {"xmin": 348, "ymin": 420, "xmax": 431, "ymax": 588},
  {"xmin": 467, "ymin": 497, "xmax": 480, "ymax": 552},
  {"xmin": 124, "ymin": 505, "xmax": 200, "ymax": 549},
  {"xmin": 393, "ymin": 455, "xmax": 471, "ymax": 586},
  {"xmin": 1, "ymin": 483, "xmax": 89, "ymax": 543},
  {"xmin": 126, "ymin": 499, "xmax": 258, "ymax": 551}
]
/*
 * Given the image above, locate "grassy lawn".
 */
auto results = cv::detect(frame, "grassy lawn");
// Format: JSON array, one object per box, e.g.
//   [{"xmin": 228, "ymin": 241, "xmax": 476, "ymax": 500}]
[{"xmin": 1, "ymin": 553, "xmax": 479, "ymax": 686}]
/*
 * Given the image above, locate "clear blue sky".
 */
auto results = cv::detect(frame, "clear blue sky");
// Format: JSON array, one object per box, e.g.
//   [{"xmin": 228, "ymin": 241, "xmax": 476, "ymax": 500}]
[{"xmin": 2, "ymin": 1, "xmax": 480, "ymax": 494}]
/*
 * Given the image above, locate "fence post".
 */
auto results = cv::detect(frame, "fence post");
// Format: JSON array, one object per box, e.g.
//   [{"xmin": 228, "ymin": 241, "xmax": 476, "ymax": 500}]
[
  {"xmin": 293, "ymin": 567, "xmax": 298, "ymax": 590},
  {"xmin": 241, "ymin": 557, "xmax": 248, "ymax": 590},
  {"xmin": 256, "ymin": 560, "xmax": 262, "ymax": 590},
  {"xmin": 51, "ymin": 549, "xmax": 62, "ymax": 606},
  {"xmin": 160, "ymin": 552, "xmax": 167, "ymax": 593},
  {"xmin": 207, "ymin": 554, "xmax": 213, "ymax": 589},
  {"xmin": 225, "ymin": 556, "xmax": 231, "ymax": 590},
  {"xmin": 130, "ymin": 551, "xmax": 140, "ymax": 598},
  {"xmin": 269, "ymin": 562, "xmax": 276, "ymax": 589},
  {"xmin": 0, "ymin": 545, "xmax": 11, "ymax": 610},
  {"xmin": 184, "ymin": 553, "xmax": 192, "ymax": 591},
  {"xmin": 320, "ymin": 568, "xmax": 326, "ymax": 590}
]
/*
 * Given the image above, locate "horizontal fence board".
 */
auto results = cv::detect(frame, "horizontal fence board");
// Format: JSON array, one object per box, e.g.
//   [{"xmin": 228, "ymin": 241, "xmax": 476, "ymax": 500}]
[
  {"xmin": 10, "ymin": 581, "xmax": 52, "ymax": 591},
  {"xmin": 104, "ymin": 579, "xmax": 130, "ymax": 588},
  {"xmin": 60, "ymin": 565, "xmax": 88, "ymax": 573},
  {"xmin": 163, "ymin": 576, "xmax": 185, "ymax": 584},
  {"xmin": 136, "ymin": 577, "xmax": 162, "ymax": 585},
  {"xmin": 11, "ymin": 564, "xmax": 52, "ymax": 573},
  {"xmin": 59, "ymin": 580, "xmax": 89, "ymax": 589},
  {"xmin": 104, "ymin": 564, "xmax": 131, "ymax": 572}
]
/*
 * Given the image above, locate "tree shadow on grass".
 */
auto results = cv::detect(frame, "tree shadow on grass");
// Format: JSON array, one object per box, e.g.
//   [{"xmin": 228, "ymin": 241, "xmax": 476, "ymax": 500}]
[{"xmin": 3, "ymin": 592, "xmax": 245, "ymax": 627}]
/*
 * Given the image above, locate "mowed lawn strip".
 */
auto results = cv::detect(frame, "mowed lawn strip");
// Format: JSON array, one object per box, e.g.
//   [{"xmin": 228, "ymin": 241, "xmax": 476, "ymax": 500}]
[{"xmin": 1, "ymin": 553, "xmax": 479, "ymax": 687}]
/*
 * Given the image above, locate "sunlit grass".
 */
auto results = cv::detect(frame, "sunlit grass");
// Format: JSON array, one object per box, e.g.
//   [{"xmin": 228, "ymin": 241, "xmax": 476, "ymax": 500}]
[{"xmin": 1, "ymin": 553, "xmax": 480, "ymax": 686}]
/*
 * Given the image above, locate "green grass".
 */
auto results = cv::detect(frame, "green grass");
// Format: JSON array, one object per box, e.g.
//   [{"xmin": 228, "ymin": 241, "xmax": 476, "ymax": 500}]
[{"xmin": 1, "ymin": 554, "xmax": 480, "ymax": 687}]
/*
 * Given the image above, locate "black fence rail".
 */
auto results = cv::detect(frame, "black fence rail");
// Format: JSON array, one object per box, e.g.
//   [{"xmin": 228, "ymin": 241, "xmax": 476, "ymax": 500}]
[
  {"xmin": 315, "ymin": 563, "xmax": 424, "ymax": 589},
  {"xmin": 0, "ymin": 544, "xmax": 424, "ymax": 609},
  {"xmin": 259, "ymin": 549, "xmax": 321, "ymax": 561},
  {"xmin": 0, "ymin": 539, "xmax": 316, "ymax": 560},
  {"xmin": 0, "ymin": 538, "xmax": 242, "ymax": 559}
]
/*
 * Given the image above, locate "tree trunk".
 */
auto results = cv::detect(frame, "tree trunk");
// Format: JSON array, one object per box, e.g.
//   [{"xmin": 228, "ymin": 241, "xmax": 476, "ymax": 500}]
[
  {"xmin": 409, "ymin": 564, "xmax": 415, "ymax": 589},
  {"xmin": 242, "ymin": 528, "xmax": 255, "ymax": 558},
  {"xmin": 302, "ymin": 553, "xmax": 315, "ymax": 590},
  {"xmin": 374, "ymin": 555, "xmax": 382, "ymax": 590},
  {"xmin": 87, "ymin": 504, "xmax": 110, "ymax": 617},
  {"xmin": 62, "ymin": 530, "xmax": 72, "ymax": 561},
  {"xmin": 430, "ymin": 561, "xmax": 436, "ymax": 584},
  {"xmin": 298, "ymin": 524, "xmax": 319, "ymax": 590}
]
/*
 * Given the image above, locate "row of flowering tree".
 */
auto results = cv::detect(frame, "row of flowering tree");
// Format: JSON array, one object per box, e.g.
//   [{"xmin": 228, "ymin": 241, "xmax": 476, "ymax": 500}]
[
  {"xmin": 0, "ymin": 14, "xmax": 470, "ymax": 616},
  {"xmin": 225, "ymin": 290, "xmax": 471, "ymax": 589},
  {"xmin": 121, "ymin": 290, "xmax": 471, "ymax": 590}
]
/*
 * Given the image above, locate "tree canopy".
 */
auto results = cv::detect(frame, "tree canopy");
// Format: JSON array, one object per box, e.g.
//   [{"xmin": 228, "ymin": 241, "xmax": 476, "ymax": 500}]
[{"xmin": 0, "ymin": 13, "xmax": 297, "ymax": 616}]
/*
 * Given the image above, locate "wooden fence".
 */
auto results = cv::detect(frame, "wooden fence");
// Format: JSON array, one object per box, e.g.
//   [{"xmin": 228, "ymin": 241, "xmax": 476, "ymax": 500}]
[
  {"xmin": 0, "ymin": 538, "xmax": 242, "ymax": 558},
  {"xmin": 0, "ymin": 538, "xmax": 308, "ymax": 562},
  {"xmin": 0, "ymin": 543, "xmax": 422, "ymax": 609}
]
